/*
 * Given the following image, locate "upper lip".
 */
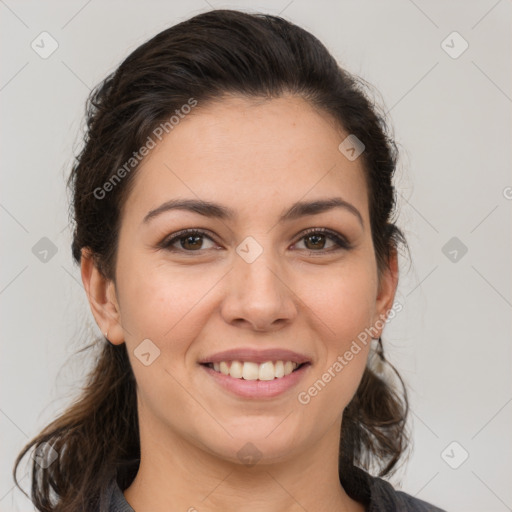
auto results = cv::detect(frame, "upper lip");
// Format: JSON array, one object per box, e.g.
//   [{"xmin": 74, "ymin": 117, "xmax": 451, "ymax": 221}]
[{"xmin": 198, "ymin": 348, "xmax": 312, "ymax": 365}]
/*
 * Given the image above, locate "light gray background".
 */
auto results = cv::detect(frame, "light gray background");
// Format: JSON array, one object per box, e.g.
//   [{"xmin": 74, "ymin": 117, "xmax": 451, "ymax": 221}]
[{"xmin": 1, "ymin": 1, "xmax": 511, "ymax": 511}]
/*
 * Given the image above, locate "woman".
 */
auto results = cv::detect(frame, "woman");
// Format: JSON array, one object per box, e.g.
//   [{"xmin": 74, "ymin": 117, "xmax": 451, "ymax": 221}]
[{"xmin": 13, "ymin": 9, "xmax": 446, "ymax": 512}]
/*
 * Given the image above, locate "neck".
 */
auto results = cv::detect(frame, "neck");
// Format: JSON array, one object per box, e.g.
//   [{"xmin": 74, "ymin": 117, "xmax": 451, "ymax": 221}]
[{"xmin": 123, "ymin": 416, "xmax": 364, "ymax": 512}]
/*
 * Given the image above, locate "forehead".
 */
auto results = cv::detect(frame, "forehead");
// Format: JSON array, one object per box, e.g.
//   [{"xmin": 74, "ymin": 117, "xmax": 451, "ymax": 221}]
[{"xmin": 123, "ymin": 94, "xmax": 369, "ymax": 224}]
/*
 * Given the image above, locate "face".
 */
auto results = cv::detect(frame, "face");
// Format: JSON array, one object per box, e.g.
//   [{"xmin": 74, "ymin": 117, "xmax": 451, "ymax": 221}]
[{"xmin": 84, "ymin": 94, "xmax": 397, "ymax": 466}]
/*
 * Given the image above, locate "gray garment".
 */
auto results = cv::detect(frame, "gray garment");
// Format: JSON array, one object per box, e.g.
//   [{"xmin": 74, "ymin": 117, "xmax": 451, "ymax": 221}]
[{"xmin": 100, "ymin": 466, "xmax": 447, "ymax": 512}]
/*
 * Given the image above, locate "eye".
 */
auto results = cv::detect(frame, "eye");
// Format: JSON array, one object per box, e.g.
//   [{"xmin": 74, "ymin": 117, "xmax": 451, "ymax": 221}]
[
  {"xmin": 159, "ymin": 227, "xmax": 350, "ymax": 254},
  {"xmin": 159, "ymin": 229, "xmax": 218, "ymax": 252},
  {"xmin": 293, "ymin": 228, "xmax": 350, "ymax": 253}
]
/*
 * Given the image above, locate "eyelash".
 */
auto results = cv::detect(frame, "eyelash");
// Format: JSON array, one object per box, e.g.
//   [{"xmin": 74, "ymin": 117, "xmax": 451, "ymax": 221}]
[{"xmin": 159, "ymin": 227, "xmax": 351, "ymax": 254}]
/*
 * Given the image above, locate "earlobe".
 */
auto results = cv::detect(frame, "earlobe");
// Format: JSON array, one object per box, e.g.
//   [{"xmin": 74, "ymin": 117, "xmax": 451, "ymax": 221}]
[{"xmin": 80, "ymin": 248, "xmax": 124, "ymax": 345}]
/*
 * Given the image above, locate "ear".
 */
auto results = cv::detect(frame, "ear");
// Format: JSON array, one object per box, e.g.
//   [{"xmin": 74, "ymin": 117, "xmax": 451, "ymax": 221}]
[
  {"xmin": 372, "ymin": 246, "xmax": 399, "ymax": 337},
  {"xmin": 80, "ymin": 248, "xmax": 124, "ymax": 345}
]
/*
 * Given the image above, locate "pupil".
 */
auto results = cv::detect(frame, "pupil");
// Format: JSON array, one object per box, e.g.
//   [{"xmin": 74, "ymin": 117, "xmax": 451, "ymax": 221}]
[
  {"xmin": 306, "ymin": 234, "xmax": 324, "ymax": 249},
  {"xmin": 183, "ymin": 235, "xmax": 202, "ymax": 250}
]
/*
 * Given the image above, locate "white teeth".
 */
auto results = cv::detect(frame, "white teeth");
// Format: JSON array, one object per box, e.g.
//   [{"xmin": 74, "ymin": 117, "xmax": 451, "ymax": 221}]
[
  {"xmin": 284, "ymin": 361, "xmax": 294, "ymax": 375},
  {"xmin": 258, "ymin": 361, "xmax": 275, "ymax": 381},
  {"xmin": 209, "ymin": 360, "xmax": 301, "ymax": 380},
  {"xmin": 242, "ymin": 362, "xmax": 259, "ymax": 380},
  {"xmin": 274, "ymin": 361, "xmax": 285, "ymax": 378},
  {"xmin": 229, "ymin": 360, "xmax": 243, "ymax": 379},
  {"xmin": 219, "ymin": 361, "xmax": 229, "ymax": 375}
]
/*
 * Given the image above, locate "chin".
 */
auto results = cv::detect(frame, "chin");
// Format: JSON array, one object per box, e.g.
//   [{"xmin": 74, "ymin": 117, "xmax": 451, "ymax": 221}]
[{"xmin": 200, "ymin": 428, "xmax": 304, "ymax": 467}]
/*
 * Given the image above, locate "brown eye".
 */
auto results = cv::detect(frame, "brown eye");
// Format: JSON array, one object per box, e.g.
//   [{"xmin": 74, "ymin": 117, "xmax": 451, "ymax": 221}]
[
  {"xmin": 303, "ymin": 233, "xmax": 328, "ymax": 250},
  {"xmin": 294, "ymin": 228, "xmax": 350, "ymax": 253},
  {"xmin": 160, "ymin": 229, "xmax": 217, "ymax": 252},
  {"xmin": 180, "ymin": 234, "xmax": 204, "ymax": 250}
]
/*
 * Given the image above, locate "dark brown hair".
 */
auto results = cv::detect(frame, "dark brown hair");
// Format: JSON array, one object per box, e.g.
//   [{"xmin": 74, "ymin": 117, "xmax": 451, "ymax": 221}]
[{"xmin": 13, "ymin": 9, "xmax": 409, "ymax": 511}]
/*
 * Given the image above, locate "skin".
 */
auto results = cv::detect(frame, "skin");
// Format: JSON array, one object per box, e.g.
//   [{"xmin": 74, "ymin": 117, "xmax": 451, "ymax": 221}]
[{"xmin": 81, "ymin": 94, "xmax": 398, "ymax": 512}]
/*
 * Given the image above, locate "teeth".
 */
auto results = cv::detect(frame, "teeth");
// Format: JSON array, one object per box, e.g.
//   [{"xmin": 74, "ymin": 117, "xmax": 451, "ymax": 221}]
[
  {"xmin": 258, "ymin": 361, "xmax": 275, "ymax": 381},
  {"xmin": 209, "ymin": 360, "xmax": 301, "ymax": 380},
  {"xmin": 230, "ymin": 360, "xmax": 243, "ymax": 379},
  {"xmin": 242, "ymin": 362, "xmax": 260, "ymax": 380},
  {"xmin": 284, "ymin": 361, "xmax": 294, "ymax": 375},
  {"xmin": 219, "ymin": 361, "xmax": 230, "ymax": 375}
]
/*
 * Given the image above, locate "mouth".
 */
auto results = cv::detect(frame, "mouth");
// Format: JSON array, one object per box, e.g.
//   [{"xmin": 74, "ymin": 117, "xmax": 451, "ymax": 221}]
[
  {"xmin": 200, "ymin": 360, "xmax": 310, "ymax": 381},
  {"xmin": 199, "ymin": 360, "xmax": 312, "ymax": 399}
]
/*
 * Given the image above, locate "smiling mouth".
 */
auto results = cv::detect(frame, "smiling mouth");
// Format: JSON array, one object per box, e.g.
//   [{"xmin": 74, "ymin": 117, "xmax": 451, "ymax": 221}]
[{"xmin": 201, "ymin": 360, "xmax": 310, "ymax": 380}]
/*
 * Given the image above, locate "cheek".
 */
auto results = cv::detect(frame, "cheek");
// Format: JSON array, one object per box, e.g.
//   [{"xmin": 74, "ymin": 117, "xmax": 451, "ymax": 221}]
[
  {"xmin": 299, "ymin": 258, "xmax": 377, "ymax": 344},
  {"xmin": 116, "ymin": 256, "xmax": 221, "ymax": 348},
  {"xmin": 295, "ymin": 257, "xmax": 376, "ymax": 408}
]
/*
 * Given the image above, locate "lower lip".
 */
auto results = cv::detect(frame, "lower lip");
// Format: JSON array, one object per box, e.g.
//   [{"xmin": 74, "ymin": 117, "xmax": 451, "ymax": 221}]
[{"xmin": 200, "ymin": 363, "xmax": 311, "ymax": 399}]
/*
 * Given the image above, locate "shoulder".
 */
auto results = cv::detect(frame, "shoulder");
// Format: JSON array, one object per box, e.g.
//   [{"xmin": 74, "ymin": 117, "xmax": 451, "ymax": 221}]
[
  {"xmin": 340, "ymin": 465, "xmax": 447, "ymax": 512},
  {"xmin": 368, "ymin": 476, "xmax": 447, "ymax": 512},
  {"xmin": 96, "ymin": 476, "xmax": 135, "ymax": 512}
]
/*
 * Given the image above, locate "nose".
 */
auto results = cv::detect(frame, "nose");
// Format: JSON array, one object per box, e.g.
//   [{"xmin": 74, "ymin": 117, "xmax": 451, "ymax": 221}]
[{"xmin": 220, "ymin": 245, "xmax": 298, "ymax": 332}]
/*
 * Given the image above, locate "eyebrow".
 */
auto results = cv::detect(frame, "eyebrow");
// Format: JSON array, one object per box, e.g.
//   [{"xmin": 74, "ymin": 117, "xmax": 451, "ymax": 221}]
[{"xmin": 143, "ymin": 197, "xmax": 364, "ymax": 228}]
